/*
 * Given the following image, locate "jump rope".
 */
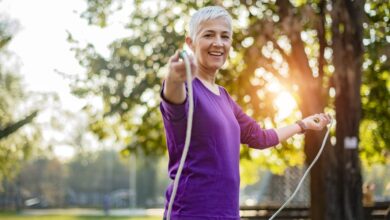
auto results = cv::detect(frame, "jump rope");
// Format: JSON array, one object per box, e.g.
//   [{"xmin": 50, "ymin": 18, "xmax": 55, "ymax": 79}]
[{"xmin": 166, "ymin": 51, "xmax": 333, "ymax": 220}]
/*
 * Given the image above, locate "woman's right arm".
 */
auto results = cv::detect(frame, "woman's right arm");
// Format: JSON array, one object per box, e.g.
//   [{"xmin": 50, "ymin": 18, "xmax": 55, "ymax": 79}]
[{"xmin": 163, "ymin": 51, "xmax": 196, "ymax": 104}]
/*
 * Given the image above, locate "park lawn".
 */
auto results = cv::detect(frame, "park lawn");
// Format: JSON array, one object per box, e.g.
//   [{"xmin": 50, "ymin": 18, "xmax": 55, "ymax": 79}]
[{"xmin": 0, "ymin": 213, "xmax": 161, "ymax": 220}]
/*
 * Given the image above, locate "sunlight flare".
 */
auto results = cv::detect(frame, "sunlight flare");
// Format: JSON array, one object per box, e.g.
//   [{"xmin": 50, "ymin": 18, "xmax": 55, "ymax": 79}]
[{"xmin": 274, "ymin": 91, "xmax": 297, "ymax": 121}]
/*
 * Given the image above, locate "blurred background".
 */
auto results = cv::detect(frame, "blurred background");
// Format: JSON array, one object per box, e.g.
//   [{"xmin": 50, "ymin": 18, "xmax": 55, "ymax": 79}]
[{"xmin": 0, "ymin": 0, "xmax": 389, "ymax": 219}]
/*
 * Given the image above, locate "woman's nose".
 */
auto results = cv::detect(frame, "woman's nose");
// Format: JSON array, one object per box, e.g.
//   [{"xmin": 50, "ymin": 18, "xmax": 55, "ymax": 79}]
[{"xmin": 212, "ymin": 37, "xmax": 223, "ymax": 46}]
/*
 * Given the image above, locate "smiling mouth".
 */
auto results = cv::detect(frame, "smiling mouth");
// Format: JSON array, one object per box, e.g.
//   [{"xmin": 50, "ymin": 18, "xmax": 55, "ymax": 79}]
[{"xmin": 208, "ymin": 51, "xmax": 224, "ymax": 56}]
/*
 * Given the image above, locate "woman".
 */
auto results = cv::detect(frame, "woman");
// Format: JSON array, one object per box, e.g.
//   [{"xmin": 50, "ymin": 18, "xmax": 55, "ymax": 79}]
[{"xmin": 160, "ymin": 6, "xmax": 331, "ymax": 220}]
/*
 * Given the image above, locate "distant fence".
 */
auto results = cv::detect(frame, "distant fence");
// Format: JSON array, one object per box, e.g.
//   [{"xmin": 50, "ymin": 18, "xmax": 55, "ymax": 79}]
[{"xmin": 240, "ymin": 202, "xmax": 390, "ymax": 220}]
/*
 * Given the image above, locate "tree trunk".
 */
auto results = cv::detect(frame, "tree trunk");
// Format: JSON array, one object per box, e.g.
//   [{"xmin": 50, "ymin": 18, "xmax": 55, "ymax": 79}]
[
  {"xmin": 274, "ymin": 1, "xmax": 327, "ymax": 218},
  {"xmin": 276, "ymin": 0, "xmax": 365, "ymax": 219},
  {"xmin": 326, "ymin": 0, "xmax": 365, "ymax": 219}
]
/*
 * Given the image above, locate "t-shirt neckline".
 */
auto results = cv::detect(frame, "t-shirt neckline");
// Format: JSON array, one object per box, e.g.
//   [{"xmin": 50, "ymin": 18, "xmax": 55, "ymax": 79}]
[{"xmin": 195, "ymin": 77, "xmax": 221, "ymax": 97}]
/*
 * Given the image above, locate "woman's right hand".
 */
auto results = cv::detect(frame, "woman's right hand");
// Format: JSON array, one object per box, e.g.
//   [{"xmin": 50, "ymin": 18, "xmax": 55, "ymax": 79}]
[
  {"xmin": 163, "ymin": 51, "xmax": 197, "ymax": 104},
  {"xmin": 166, "ymin": 51, "xmax": 197, "ymax": 84}
]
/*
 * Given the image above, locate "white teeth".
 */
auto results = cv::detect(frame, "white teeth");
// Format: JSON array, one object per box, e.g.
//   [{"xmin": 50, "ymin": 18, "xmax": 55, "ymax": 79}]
[{"xmin": 209, "ymin": 52, "xmax": 223, "ymax": 56}]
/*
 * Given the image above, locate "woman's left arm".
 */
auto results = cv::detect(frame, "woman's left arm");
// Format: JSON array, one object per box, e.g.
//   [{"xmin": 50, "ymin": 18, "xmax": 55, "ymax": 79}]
[{"xmin": 275, "ymin": 113, "xmax": 332, "ymax": 142}]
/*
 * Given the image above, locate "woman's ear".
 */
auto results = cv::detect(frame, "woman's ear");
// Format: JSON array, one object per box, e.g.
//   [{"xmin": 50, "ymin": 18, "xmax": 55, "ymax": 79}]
[{"xmin": 185, "ymin": 36, "xmax": 194, "ymax": 51}]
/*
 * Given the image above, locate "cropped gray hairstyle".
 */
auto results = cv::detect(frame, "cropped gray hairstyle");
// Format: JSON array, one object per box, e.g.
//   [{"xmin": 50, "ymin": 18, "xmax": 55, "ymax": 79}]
[{"xmin": 189, "ymin": 6, "xmax": 232, "ymax": 41}]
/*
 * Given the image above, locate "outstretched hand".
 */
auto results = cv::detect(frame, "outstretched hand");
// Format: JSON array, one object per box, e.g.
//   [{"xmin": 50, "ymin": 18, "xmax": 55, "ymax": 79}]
[
  {"xmin": 167, "ymin": 51, "xmax": 197, "ymax": 84},
  {"xmin": 303, "ymin": 113, "xmax": 332, "ymax": 131},
  {"xmin": 163, "ymin": 51, "xmax": 197, "ymax": 105}
]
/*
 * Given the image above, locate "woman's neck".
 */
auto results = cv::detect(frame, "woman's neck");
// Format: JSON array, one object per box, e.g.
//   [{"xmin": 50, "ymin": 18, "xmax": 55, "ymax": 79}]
[{"xmin": 196, "ymin": 66, "xmax": 217, "ymax": 85}]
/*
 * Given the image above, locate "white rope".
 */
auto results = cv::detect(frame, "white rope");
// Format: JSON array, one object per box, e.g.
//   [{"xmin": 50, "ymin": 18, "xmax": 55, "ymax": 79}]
[
  {"xmin": 268, "ymin": 119, "xmax": 333, "ymax": 220},
  {"xmin": 166, "ymin": 51, "xmax": 194, "ymax": 220}
]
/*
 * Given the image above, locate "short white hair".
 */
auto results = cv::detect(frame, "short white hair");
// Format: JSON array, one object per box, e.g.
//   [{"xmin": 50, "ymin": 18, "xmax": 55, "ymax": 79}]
[{"xmin": 189, "ymin": 6, "xmax": 232, "ymax": 41}]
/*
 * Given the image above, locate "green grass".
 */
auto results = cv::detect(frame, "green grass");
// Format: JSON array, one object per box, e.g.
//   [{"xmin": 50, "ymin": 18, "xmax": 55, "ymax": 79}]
[{"xmin": 0, "ymin": 213, "xmax": 160, "ymax": 220}]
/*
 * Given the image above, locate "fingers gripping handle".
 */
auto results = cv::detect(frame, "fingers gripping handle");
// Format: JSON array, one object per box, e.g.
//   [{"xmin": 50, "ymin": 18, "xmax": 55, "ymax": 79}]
[{"xmin": 179, "ymin": 50, "xmax": 187, "ymax": 60}]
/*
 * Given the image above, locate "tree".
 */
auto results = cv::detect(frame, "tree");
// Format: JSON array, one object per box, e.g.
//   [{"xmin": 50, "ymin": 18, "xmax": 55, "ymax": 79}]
[
  {"xmin": 70, "ymin": 0, "xmax": 389, "ymax": 219},
  {"xmin": 18, "ymin": 157, "xmax": 66, "ymax": 207},
  {"xmin": 67, "ymin": 150, "xmax": 130, "ymax": 194},
  {"xmin": 0, "ymin": 111, "xmax": 38, "ymax": 140},
  {"xmin": 0, "ymin": 19, "xmax": 38, "ymax": 140},
  {"xmin": 0, "ymin": 18, "xmax": 40, "ymax": 184},
  {"xmin": 325, "ymin": 0, "xmax": 365, "ymax": 219},
  {"xmin": 359, "ymin": 0, "xmax": 390, "ymax": 166}
]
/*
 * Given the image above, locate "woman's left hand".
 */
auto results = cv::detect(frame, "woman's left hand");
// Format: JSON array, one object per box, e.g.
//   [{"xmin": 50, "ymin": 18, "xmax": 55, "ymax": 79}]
[{"xmin": 302, "ymin": 113, "xmax": 332, "ymax": 131}]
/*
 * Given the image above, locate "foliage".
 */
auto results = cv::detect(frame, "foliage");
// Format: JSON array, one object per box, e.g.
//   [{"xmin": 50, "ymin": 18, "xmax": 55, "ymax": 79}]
[
  {"xmin": 1, "ymin": 149, "xmax": 167, "ymax": 209},
  {"xmin": 67, "ymin": 150, "xmax": 130, "ymax": 193},
  {"xmin": 362, "ymin": 163, "xmax": 390, "ymax": 199},
  {"xmin": 0, "ymin": 18, "xmax": 41, "ymax": 185},
  {"xmin": 70, "ymin": 0, "xmax": 310, "ymax": 177},
  {"xmin": 70, "ymin": 0, "xmax": 389, "ymax": 186},
  {"xmin": 18, "ymin": 157, "xmax": 66, "ymax": 206},
  {"xmin": 360, "ymin": 0, "xmax": 390, "ymax": 166}
]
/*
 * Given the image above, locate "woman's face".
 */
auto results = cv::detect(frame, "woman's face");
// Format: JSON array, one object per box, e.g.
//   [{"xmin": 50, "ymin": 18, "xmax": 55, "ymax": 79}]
[{"xmin": 187, "ymin": 17, "xmax": 232, "ymax": 73}]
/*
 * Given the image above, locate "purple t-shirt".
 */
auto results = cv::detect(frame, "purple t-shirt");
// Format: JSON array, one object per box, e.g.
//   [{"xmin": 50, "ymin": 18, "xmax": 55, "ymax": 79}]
[{"xmin": 160, "ymin": 78, "xmax": 279, "ymax": 220}]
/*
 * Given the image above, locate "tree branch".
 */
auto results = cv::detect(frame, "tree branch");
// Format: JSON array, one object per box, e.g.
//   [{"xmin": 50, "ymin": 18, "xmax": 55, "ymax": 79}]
[{"xmin": 0, "ymin": 111, "xmax": 39, "ymax": 139}]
